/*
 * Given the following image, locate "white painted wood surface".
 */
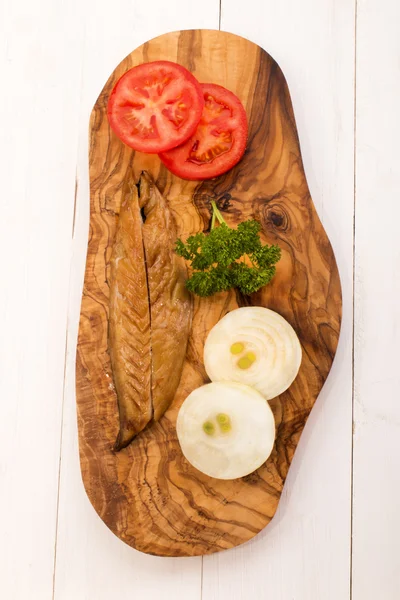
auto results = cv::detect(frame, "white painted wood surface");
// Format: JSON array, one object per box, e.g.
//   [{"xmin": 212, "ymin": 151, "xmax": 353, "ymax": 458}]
[
  {"xmin": 0, "ymin": 2, "xmax": 84, "ymax": 599},
  {"xmin": 0, "ymin": 0, "xmax": 399, "ymax": 598},
  {"xmin": 352, "ymin": 0, "xmax": 400, "ymax": 598}
]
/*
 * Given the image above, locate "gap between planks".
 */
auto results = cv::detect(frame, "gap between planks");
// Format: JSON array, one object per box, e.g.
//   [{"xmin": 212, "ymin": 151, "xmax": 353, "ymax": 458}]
[
  {"xmin": 52, "ymin": 177, "xmax": 81, "ymax": 600},
  {"xmin": 200, "ymin": 7, "xmax": 223, "ymax": 596},
  {"xmin": 350, "ymin": 0, "xmax": 358, "ymax": 599},
  {"xmin": 52, "ymin": 28, "xmax": 86, "ymax": 594},
  {"xmin": 200, "ymin": 6, "xmax": 223, "ymax": 593},
  {"xmin": 52, "ymin": 321, "xmax": 69, "ymax": 600}
]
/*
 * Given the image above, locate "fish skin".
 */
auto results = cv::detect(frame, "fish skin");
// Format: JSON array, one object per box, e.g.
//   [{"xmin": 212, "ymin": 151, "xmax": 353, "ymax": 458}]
[
  {"xmin": 139, "ymin": 172, "xmax": 192, "ymax": 421},
  {"xmin": 109, "ymin": 182, "xmax": 152, "ymax": 451}
]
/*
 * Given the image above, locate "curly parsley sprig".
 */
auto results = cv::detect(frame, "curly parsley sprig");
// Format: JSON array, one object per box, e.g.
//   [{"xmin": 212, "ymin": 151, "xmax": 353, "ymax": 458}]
[{"xmin": 175, "ymin": 201, "xmax": 281, "ymax": 297}]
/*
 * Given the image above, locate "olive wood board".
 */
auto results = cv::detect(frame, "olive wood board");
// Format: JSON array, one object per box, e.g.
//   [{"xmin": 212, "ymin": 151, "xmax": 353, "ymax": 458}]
[{"xmin": 76, "ymin": 29, "xmax": 342, "ymax": 557}]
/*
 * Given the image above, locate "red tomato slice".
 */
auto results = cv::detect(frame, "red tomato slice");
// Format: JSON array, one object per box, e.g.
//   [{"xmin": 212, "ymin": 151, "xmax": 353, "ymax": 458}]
[
  {"xmin": 107, "ymin": 61, "xmax": 204, "ymax": 153},
  {"xmin": 159, "ymin": 83, "xmax": 248, "ymax": 180}
]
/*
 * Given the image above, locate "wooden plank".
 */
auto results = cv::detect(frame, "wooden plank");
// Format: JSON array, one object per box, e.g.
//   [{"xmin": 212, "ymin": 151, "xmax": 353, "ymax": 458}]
[
  {"xmin": 202, "ymin": 0, "xmax": 355, "ymax": 597},
  {"xmin": 352, "ymin": 1, "xmax": 400, "ymax": 598},
  {"xmin": 53, "ymin": 3, "xmax": 219, "ymax": 598},
  {"xmin": 0, "ymin": 2, "xmax": 84, "ymax": 598},
  {"xmin": 76, "ymin": 28, "xmax": 341, "ymax": 558}
]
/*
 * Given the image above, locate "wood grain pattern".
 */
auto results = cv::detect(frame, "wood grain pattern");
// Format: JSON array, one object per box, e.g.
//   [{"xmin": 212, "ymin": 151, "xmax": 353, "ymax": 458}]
[{"xmin": 76, "ymin": 29, "xmax": 342, "ymax": 557}]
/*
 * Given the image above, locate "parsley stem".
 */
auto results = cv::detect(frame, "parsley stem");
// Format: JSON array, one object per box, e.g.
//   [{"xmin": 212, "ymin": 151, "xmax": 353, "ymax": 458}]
[
  {"xmin": 211, "ymin": 208, "xmax": 216, "ymax": 230},
  {"xmin": 210, "ymin": 200, "xmax": 227, "ymax": 228}
]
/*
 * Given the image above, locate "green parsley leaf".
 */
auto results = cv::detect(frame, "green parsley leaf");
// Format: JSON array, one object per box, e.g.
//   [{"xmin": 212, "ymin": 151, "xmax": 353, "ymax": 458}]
[{"xmin": 175, "ymin": 201, "xmax": 281, "ymax": 297}]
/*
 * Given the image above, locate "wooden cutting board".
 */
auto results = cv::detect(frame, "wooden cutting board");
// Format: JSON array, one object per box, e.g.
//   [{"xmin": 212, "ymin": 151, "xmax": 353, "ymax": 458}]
[{"xmin": 76, "ymin": 29, "xmax": 342, "ymax": 557}]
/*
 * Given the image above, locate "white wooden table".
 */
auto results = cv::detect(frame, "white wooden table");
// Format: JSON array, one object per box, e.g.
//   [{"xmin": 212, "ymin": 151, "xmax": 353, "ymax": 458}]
[{"xmin": 1, "ymin": 0, "xmax": 399, "ymax": 598}]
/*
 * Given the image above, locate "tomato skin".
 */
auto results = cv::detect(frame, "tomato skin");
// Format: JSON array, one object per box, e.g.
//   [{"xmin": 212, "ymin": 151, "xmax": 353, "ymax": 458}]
[
  {"xmin": 159, "ymin": 83, "xmax": 248, "ymax": 180},
  {"xmin": 107, "ymin": 61, "xmax": 205, "ymax": 153}
]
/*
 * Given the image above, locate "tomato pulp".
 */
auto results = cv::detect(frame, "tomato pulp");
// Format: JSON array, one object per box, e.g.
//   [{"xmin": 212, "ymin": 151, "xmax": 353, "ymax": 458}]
[
  {"xmin": 107, "ymin": 61, "xmax": 205, "ymax": 153},
  {"xmin": 159, "ymin": 83, "xmax": 248, "ymax": 180}
]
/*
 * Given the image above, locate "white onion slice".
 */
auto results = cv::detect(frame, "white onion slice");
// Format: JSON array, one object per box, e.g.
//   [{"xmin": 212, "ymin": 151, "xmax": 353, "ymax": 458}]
[
  {"xmin": 204, "ymin": 307, "xmax": 302, "ymax": 400},
  {"xmin": 176, "ymin": 382, "xmax": 275, "ymax": 480}
]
